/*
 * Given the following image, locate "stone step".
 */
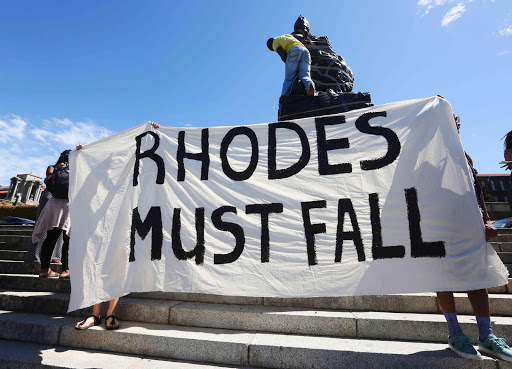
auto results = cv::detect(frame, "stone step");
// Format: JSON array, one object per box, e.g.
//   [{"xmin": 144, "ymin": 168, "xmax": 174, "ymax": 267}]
[
  {"xmin": 3, "ymin": 288, "xmax": 512, "ymax": 318},
  {"xmin": 0, "ymin": 225, "xmax": 34, "ymax": 233},
  {"xmin": 0, "ymin": 250, "xmax": 26, "ymax": 261},
  {"xmin": 0, "ymin": 339, "xmax": 252, "ymax": 369},
  {"xmin": 496, "ymin": 234, "xmax": 512, "ymax": 242},
  {"xmin": 0, "ymin": 273, "xmax": 71, "ymax": 293},
  {"xmin": 1, "ymin": 240, "xmax": 31, "ymax": 250},
  {"xmin": 497, "ymin": 228, "xmax": 512, "ymax": 234},
  {"xmin": 0, "ymin": 228, "xmax": 34, "ymax": 236},
  {"xmin": 491, "ymin": 242, "xmax": 512, "ymax": 252},
  {"xmin": 0, "ymin": 310, "xmax": 501, "ymax": 368},
  {"xmin": 2, "ymin": 291, "xmax": 512, "ymax": 342},
  {"xmin": 0, "ymin": 234, "xmax": 32, "ymax": 244},
  {"xmin": 0, "ymin": 260, "xmax": 61, "ymax": 274},
  {"xmin": 130, "ymin": 283, "xmax": 512, "ymax": 312},
  {"xmin": 498, "ymin": 253, "xmax": 512, "ymax": 264}
]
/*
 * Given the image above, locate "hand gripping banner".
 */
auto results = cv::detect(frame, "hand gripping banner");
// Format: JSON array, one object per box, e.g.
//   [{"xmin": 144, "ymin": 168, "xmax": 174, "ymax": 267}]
[{"xmin": 68, "ymin": 96, "xmax": 508, "ymax": 311}]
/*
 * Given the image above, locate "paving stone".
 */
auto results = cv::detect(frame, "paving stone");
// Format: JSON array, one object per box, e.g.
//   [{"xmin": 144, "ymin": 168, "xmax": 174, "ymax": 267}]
[
  {"xmin": 0, "ymin": 273, "xmax": 71, "ymax": 293},
  {"xmin": 170, "ymin": 302, "xmax": 357, "ymax": 337},
  {"xmin": 248, "ymin": 333, "xmax": 499, "ymax": 369},
  {"xmin": 59, "ymin": 321, "xmax": 254, "ymax": 366}
]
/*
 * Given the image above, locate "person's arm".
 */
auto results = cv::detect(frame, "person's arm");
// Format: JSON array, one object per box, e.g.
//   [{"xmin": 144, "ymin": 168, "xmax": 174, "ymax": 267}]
[
  {"xmin": 44, "ymin": 165, "xmax": 54, "ymax": 185},
  {"xmin": 276, "ymin": 46, "xmax": 287, "ymax": 63},
  {"xmin": 466, "ymin": 153, "xmax": 497, "ymax": 241},
  {"xmin": 504, "ymin": 149, "xmax": 512, "ymax": 170}
]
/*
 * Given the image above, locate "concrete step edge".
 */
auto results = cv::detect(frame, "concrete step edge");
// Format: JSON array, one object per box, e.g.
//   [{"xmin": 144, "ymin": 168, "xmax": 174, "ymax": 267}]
[
  {"xmin": 2, "ymin": 292, "xmax": 512, "ymax": 342},
  {"xmin": 0, "ymin": 339, "xmax": 252, "ymax": 369},
  {"xmin": 0, "ymin": 260, "xmax": 62, "ymax": 274},
  {"xmin": 0, "ymin": 310, "xmax": 501, "ymax": 368}
]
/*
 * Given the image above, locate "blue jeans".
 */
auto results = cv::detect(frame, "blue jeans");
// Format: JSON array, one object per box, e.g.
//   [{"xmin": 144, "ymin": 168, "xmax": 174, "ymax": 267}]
[{"xmin": 282, "ymin": 45, "xmax": 315, "ymax": 96}]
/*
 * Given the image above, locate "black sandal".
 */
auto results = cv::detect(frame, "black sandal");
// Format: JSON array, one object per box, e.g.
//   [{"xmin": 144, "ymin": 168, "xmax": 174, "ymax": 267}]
[
  {"xmin": 75, "ymin": 315, "xmax": 101, "ymax": 330},
  {"xmin": 105, "ymin": 315, "xmax": 120, "ymax": 330}
]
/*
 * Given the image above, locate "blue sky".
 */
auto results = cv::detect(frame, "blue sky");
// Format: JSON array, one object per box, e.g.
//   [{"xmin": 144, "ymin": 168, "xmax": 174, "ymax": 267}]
[{"xmin": 0, "ymin": 0, "xmax": 511, "ymax": 185}]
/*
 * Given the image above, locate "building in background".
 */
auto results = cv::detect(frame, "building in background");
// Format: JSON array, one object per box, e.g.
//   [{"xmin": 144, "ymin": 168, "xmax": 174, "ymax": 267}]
[
  {"xmin": 477, "ymin": 173, "xmax": 511, "ymax": 220},
  {"xmin": 5, "ymin": 174, "xmax": 44, "ymax": 205},
  {"xmin": 0, "ymin": 186, "xmax": 9, "ymax": 199}
]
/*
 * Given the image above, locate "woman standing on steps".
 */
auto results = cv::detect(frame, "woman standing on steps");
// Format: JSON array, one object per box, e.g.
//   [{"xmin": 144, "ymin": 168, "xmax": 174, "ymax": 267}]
[
  {"xmin": 502, "ymin": 130, "xmax": 512, "ymax": 212},
  {"xmin": 73, "ymin": 121, "xmax": 161, "ymax": 331},
  {"xmin": 436, "ymin": 113, "xmax": 512, "ymax": 361},
  {"xmin": 75, "ymin": 298, "xmax": 120, "ymax": 330},
  {"xmin": 32, "ymin": 149, "xmax": 74, "ymax": 279}
]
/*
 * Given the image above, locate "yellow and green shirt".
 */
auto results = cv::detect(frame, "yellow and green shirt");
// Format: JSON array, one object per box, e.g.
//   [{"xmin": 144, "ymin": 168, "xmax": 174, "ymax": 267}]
[{"xmin": 272, "ymin": 34, "xmax": 303, "ymax": 53}]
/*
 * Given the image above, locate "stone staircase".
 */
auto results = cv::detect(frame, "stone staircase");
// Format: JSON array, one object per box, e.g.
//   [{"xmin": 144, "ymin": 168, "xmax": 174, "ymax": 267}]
[{"xmin": 1, "ymin": 225, "xmax": 512, "ymax": 368}]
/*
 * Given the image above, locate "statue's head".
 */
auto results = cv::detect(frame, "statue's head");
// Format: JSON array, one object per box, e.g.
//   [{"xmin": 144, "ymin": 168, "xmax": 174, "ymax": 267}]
[{"xmin": 294, "ymin": 15, "xmax": 310, "ymax": 37}]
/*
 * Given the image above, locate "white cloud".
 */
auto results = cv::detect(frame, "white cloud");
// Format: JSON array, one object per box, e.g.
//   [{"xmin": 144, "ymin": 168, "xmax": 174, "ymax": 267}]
[
  {"xmin": 497, "ymin": 50, "xmax": 511, "ymax": 56},
  {"xmin": 418, "ymin": 0, "xmax": 499, "ymax": 26},
  {"xmin": 0, "ymin": 147, "xmax": 54, "ymax": 186},
  {"xmin": 441, "ymin": 3, "xmax": 466, "ymax": 27},
  {"xmin": 0, "ymin": 115, "xmax": 27, "ymax": 143},
  {"xmin": 499, "ymin": 25, "xmax": 512, "ymax": 37},
  {"xmin": 418, "ymin": 0, "xmax": 451, "ymax": 6},
  {"xmin": 42, "ymin": 119, "xmax": 112, "ymax": 146},
  {"xmin": 30, "ymin": 128, "xmax": 53, "ymax": 145},
  {"xmin": 0, "ymin": 116, "xmax": 113, "ymax": 185}
]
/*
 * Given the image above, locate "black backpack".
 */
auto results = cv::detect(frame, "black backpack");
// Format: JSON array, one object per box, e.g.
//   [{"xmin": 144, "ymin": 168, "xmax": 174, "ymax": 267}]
[{"xmin": 47, "ymin": 166, "xmax": 70, "ymax": 200}]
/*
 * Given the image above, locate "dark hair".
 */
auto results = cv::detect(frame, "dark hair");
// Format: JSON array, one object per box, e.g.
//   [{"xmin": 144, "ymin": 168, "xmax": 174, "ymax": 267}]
[
  {"xmin": 56, "ymin": 150, "xmax": 71, "ymax": 166},
  {"xmin": 267, "ymin": 38, "xmax": 274, "ymax": 51},
  {"xmin": 504, "ymin": 130, "xmax": 512, "ymax": 150}
]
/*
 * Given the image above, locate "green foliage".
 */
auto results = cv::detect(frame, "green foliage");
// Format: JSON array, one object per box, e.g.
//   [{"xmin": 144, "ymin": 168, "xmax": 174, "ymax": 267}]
[{"xmin": 0, "ymin": 205, "xmax": 38, "ymax": 220}]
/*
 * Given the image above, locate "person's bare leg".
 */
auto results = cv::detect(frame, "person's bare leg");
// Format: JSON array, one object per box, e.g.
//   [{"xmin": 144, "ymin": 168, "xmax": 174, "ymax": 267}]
[
  {"xmin": 467, "ymin": 289, "xmax": 494, "ymax": 342},
  {"xmin": 106, "ymin": 298, "xmax": 120, "ymax": 329},
  {"xmin": 437, "ymin": 291, "xmax": 465, "ymax": 338},
  {"xmin": 75, "ymin": 303, "xmax": 101, "ymax": 329},
  {"xmin": 437, "ymin": 291, "xmax": 456, "ymax": 313},
  {"xmin": 467, "ymin": 289, "xmax": 490, "ymax": 318}
]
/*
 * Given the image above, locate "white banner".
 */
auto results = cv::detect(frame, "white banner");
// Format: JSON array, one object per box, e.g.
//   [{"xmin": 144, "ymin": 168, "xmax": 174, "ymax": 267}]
[{"xmin": 68, "ymin": 96, "xmax": 508, "ymax": 312}]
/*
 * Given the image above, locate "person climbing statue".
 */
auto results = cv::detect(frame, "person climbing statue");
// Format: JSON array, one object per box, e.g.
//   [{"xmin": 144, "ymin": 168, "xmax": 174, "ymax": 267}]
[{"xmin": 267, "ymin": 33, "xmax": 315, "ymax": 97}]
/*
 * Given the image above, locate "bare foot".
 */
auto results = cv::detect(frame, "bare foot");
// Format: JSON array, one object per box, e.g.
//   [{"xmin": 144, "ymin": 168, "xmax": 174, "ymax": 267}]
[
  {"xmin": 39, "ymin": 268, "xmax": 59, "ymax": 278},
  {"xmin": 59, "ymin": 270, "xmax": 70, "ymax": 279},
  {"xmin": 75, "ymin": 315, "xmax": 100, "ymax": 330}
]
